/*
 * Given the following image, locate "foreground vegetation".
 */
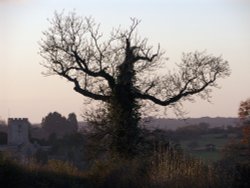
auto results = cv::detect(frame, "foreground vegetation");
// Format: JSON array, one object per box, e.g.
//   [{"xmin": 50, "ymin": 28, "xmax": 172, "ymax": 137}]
[
  {"xmin": 2, "ymin": 119, "xmax": 249, "ymax": 187},
  {"xmin": 1, "ymin": 141, "xmax": 249, "ymax": 188},
  {"xmin": 0, "ymin": 153, "xmax": 91, "ymax": 188}
]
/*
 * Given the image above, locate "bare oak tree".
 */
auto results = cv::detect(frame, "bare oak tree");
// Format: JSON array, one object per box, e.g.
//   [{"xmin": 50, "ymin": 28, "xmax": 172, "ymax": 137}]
[{"xmin": 39, "ymin": 11, "xmax": 230, "ymax": 157}]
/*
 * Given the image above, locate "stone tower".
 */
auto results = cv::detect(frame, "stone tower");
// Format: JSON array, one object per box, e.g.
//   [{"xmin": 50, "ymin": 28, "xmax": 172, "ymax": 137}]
[{"xmin": 8, "ymin": 118, "xmax": 30, "ymax": 145}]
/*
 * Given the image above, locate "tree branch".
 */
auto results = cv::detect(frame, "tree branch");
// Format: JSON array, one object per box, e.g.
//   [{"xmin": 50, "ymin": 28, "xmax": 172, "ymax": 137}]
[
  {"xmin": 57, "ymin": 69, "xmax": 110, "ymax": 101},
  {"xmin": 134, "ymin": 51, "xmax": 230, "ymax": 107},
  {"xmin": 134, "ymin": 80, "xmax": 212, "ymax": 106}
]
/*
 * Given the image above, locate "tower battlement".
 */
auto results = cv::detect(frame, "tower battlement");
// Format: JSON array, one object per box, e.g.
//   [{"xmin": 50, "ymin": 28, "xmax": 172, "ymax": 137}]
[{"xmin": 8, "ymin": 118, "xmax": 28, "ymax": 122}]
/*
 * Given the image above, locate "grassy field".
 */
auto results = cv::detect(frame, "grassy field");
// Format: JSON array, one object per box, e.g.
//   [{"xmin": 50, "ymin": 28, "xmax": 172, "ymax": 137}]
[{"xmin": 180, "ymin": 133, "xmax": 240, "ymax": 163}]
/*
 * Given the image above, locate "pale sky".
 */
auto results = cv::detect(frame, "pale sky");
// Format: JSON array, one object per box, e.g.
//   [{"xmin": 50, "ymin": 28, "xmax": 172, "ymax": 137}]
[{"xmin": 0, "ymin": 0, "xmax": 250, "ymax": 123}]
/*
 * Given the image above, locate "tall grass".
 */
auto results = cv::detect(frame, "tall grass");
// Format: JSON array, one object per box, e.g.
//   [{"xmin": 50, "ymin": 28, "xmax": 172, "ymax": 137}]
[
  {"xmin": 86, "ymin": 155, "xmax": 151, "ymax": 188},
  {"xmin": 149, "ymin": 150, "xmax": 221, "ymax": 188}
]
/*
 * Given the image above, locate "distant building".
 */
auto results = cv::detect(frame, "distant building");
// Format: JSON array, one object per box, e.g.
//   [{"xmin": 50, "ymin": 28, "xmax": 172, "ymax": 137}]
[
  {"xmin": 0, "ymin": 118, "xmax": 47, "ymax": 161},
  {"xmin": 8, "ymin": 118, "xmax": 30, "ymax": 146}
]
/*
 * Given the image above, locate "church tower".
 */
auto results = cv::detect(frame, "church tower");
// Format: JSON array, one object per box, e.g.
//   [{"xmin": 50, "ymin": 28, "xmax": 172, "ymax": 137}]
[{"xmin": 8, "ymin": 118, "xmax": 30, "ymax": 145}]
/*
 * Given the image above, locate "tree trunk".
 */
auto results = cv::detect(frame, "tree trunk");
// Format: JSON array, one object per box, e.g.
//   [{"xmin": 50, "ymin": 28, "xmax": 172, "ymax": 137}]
[{"xmin": 108, "ymin": 58, "xmax": 141, "ymax": 158}]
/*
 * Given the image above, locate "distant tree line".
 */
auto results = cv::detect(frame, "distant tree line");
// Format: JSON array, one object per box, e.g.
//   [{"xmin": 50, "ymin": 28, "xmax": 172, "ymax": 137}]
[{"xmin": 41, "ymin": 112, "xmax": 78, "ymax": 140}]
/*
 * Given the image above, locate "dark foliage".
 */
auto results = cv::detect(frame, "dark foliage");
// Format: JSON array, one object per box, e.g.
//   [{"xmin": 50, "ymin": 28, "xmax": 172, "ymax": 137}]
[{"xmin": 0, "ymin": 132, "xmax": 7, "ymax": 145}]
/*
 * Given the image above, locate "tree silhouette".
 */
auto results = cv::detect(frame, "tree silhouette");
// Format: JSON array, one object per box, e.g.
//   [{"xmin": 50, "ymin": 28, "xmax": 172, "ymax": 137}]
[
  {"xmin": 42, "ymin": 112, "xmax": 78, "ymax": 139},
  {"xmin": 239, "ymin": 98, "xmax": 250, "ymax": 121},
  {"xmin": 39, "ymin": 11, "xmax": 230, "ymax": 157},
  {"xmin": 67, "ymin": 113, "xmax": 78, "ymax": 132},
  {"xmin": 239, "ymin": 98, "xmax": 250, "ymax": 145}
]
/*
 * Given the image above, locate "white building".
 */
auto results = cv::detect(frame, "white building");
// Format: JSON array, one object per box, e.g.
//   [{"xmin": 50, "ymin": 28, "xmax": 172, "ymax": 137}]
[
  {"xmin": 8, "ymin": 118, "xmax": 30, "ymax": 146},
  {"xmin": 0, "ymin": 118, "xmax": 36, "ymax": 161}
]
